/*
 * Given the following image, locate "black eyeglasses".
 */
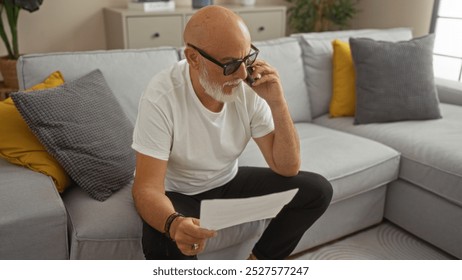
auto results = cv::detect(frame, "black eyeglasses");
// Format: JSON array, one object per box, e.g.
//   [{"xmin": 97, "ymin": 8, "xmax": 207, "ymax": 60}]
[{"xmin": 187, "ymin": 43, "xmax": 259, "ymax": 76}]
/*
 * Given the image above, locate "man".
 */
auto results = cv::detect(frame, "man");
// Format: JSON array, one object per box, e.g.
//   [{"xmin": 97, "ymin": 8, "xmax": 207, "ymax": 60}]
[{"xmin": 132, "ymin": 5, "xmax": 333, "ymax": 260}]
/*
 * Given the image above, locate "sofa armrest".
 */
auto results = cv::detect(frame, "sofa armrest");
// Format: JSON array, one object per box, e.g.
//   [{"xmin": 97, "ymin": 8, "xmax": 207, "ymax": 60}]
[
  {"xmin": 0, "ymin": 159, "xmax": 69, "ymax": 259},
  {"xmin": 436, "ymin": 78, "xmax": 462, "ymax": 106}
]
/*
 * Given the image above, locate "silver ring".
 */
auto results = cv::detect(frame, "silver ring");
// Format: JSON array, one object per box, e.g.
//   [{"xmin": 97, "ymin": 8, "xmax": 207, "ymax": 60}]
[
  {"xmin": 191, "ymin": 243, "xmax": 199, "ymax": 251},
  {"xmin": 255, "ymin": 73, "xmax": 262, "ymax": 80}
]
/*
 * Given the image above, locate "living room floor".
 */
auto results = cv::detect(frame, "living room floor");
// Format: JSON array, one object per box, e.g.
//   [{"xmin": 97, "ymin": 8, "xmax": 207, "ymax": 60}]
[{"xmin": 290, "ymin": 221, "xmax": 457, "ymax": 260}]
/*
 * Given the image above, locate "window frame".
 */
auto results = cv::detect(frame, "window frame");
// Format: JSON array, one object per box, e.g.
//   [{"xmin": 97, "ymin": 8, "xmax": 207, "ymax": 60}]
[{"xmin": 430, "ymin": 0, "xmax": 462, "ymax": 82}]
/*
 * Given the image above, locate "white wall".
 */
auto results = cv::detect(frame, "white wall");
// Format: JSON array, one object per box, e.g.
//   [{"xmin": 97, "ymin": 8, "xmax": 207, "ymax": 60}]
[
  {"xmin": 2, "ymin": 0, "xmax": 434, "ymax": 56},
  {"xmin": 350, "ymin": 0, "xmax": 435, "ymax": 37},
  {"xmin": 9, "ymin": 0, "xmax": 126, "ymax": 54}
]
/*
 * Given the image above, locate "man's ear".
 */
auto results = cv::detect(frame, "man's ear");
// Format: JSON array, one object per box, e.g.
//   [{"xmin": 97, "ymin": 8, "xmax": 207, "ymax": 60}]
[{"xmin": 184, "ymin": 47, "xmax": 200, "ymax": 70}]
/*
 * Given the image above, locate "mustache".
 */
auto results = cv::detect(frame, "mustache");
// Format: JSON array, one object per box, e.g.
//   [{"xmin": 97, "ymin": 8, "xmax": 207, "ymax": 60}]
[{"xmin": 222, "ymin": 79, "xmax": 243, "ymax": 87}]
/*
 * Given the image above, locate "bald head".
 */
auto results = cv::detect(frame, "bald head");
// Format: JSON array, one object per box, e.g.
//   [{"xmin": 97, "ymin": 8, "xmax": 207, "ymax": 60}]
[{"xmin": 184, "ymin": 6, "xmax": 251, "ymax": 50}]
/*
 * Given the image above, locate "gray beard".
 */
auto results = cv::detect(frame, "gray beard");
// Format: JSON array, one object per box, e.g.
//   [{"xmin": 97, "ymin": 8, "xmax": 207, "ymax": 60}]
[{"xmin": 198, "ymin": 64, "xmax": 242, "ymax": 103}]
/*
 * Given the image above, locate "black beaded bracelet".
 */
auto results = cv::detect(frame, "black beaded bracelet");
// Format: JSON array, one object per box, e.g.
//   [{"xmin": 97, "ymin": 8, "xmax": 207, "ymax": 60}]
[{"xmin": 164, "ymin": 212, "xmax": 184, "ymax": 241}]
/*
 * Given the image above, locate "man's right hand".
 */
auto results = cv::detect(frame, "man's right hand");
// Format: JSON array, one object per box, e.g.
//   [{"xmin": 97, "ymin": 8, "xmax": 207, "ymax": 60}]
[{"xmin": 170, "ymin": 217, "xmax": 217, "ymax": 256}]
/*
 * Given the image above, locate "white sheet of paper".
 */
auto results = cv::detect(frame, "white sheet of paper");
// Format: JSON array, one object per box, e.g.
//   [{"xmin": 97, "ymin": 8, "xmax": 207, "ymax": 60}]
[{"xmin": 200, "ymin": 189, "xmax": 298, "ymax": 230}]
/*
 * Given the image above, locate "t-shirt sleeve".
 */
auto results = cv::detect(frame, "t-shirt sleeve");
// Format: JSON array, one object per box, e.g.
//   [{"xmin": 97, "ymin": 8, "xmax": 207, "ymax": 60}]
[
  {"xmin": 132, "ymin": 95, "xmax": 172, "ymax": 161},
  {"xmin": 250, "ymin": 92, "xmax": 275, "ymax": 139}
]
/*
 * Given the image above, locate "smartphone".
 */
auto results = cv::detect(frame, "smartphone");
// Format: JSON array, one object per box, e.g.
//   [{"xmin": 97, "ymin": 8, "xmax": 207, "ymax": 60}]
[{"xmin": 245, "ymin": 65, "xmax": 255, "ymax": 85}]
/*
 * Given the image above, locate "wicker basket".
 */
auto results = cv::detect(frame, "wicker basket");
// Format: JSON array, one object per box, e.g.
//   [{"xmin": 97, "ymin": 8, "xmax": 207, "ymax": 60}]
[{"xmin": 0, "ymin": 56, "xmax": 19, "ymax": 90}]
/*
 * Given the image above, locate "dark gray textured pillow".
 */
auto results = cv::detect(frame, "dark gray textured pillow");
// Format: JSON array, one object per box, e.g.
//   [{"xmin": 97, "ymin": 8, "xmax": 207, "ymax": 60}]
[
  {"xmin": 350, "ymin": 34, "xmax": 441, "ymax": 124},
  {"xmin": 11, "ymin": 70, "xmax": 135, "ymax": 201}
]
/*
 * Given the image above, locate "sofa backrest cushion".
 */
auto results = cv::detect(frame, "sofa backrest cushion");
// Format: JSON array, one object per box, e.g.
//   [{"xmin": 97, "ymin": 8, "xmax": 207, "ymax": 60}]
[
  {"xmin": 17, "ymin": 48, "xmax": 180, "ymax": 124},
  {"xmin": 292, "ymin": 28, "xmax": 413, "ymax": 119},
  {"xmin": 254, "ymin": 37, "xmax": 311, "ymax": 122}
]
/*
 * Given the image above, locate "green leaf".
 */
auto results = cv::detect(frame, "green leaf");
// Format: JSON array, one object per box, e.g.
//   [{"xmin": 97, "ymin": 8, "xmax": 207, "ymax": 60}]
[
  {"xmin": 0, "ymin": 0, "xmax": 44, "ymax": 58},
  {"xmin": 286, "ymin": 0, "xmax": 359, "ymax": 33}
]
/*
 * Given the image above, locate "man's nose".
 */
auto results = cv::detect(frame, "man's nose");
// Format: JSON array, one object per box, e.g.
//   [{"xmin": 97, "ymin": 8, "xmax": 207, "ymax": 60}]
[{"xmin": 233, "ymin": 62, "xmax": 249, "ymax": 81}]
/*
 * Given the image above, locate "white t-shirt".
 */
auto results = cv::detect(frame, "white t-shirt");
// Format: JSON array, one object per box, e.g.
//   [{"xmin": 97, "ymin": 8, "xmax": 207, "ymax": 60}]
[{"xmin": 132, "ymin": 60, "xmax": 274, "ymax": 195}]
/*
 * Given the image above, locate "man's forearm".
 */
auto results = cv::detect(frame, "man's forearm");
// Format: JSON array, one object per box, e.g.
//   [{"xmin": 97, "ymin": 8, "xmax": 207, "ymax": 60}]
[
  {"xmin": 247, "ymin": 59, "xmax": 300, "ymax": 176},
  {"xmin": 133, "ymin": 184, "xmax": 176, "ymax": 233},
  {"xmin": 267, "ymin": 99, "xmax": 301, "ymax": 176}
]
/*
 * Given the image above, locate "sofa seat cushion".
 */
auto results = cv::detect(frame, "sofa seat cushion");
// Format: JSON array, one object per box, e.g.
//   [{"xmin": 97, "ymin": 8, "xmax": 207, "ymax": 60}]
[
  {"xmin": 63, "ymin": 180, "xmax": 265, "ymax": 259},
  {"xmin": 63, "ymin": 182, "xmax": 144, "ymax": 260},
  {"xmin": 239, "ymin": 123, "xmax": 400, "ymax": 203},
  {"xmin": 0, "ymin": 159, "xmax": 68, "ymax": 259},
  {"xmin": 314, "ymin": 103, "xmax": 462, "ymax": 207}
]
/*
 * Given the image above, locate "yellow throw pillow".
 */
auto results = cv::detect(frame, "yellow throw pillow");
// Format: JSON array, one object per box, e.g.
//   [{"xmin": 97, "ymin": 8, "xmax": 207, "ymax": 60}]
[
  {"xmin": 330, "ymin": 39, "xmax": 356, "ymax": 117},
  {"xmin": 26, "ymin": 71, "xmax": 66, "ymax": 91},
  {"xmin": 0, "ymin": 71, "xmax": 70, "ymax": 192}
]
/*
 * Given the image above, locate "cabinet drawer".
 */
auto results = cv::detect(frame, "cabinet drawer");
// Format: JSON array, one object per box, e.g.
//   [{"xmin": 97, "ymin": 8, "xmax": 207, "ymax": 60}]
[
  {"xmin": 239, "ymin": 11, "xmax": 284, "ymax": 41},
  {"xmin": 126, "ymin": 16, "xmax": 183, "ymax": 48}
]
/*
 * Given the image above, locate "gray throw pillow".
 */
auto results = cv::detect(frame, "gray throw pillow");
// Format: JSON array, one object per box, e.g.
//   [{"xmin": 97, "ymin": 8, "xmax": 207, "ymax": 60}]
[
  {"xmin": 350, "ymin": 34, "xmax": 441, "ymax": 124},
  {"xmin": 11, "ymin": 70, "xmax": 135, "ymax": 201}
]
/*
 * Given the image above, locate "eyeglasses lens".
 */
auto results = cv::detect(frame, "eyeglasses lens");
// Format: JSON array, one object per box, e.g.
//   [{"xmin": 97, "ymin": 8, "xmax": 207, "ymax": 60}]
[
  {"xmin": 225, "ymin": 63, "xmax": 240, "ymax": 75},
  {"xmin": 224, "ymin": 53, "xmax": 257, "ymax": 76},
  {"xmin": 246, "ymin": 53, "xmax": 257, "ymax": 66}
]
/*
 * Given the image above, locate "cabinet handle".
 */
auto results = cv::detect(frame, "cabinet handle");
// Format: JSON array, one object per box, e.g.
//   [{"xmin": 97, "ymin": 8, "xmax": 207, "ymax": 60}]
[
  {"xmin": 258, "ymin": 26, "xmax": 265, "ymax": 32},
  {"xmin": 151, "ymin": 32, "xmax": 160, "ymax": 39}
]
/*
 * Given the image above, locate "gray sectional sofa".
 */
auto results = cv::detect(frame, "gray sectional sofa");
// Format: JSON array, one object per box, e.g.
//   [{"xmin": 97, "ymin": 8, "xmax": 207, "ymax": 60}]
[{"xmin": 1, "ymin": 27, "xmax": 461, "ymax": 260}]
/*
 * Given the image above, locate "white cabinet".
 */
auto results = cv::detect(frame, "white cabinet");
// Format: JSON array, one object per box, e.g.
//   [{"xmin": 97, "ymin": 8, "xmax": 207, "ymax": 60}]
[
  {"xmin": 126, "ymin": 15, "xmax": 183, "ymax": 48},
  {"xmin": 240, "ymin": 10, "xmax": 285, "ymax": 41},
  {"xmin": 104, "ymin": 5, "xmax": 286, "ymax": 49}
]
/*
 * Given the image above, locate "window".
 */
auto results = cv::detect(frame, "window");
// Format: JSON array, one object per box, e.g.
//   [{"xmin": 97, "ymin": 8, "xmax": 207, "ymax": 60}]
[{"xmin": 430, "ymin": 0, "xmax": 462, "ymax": 82}]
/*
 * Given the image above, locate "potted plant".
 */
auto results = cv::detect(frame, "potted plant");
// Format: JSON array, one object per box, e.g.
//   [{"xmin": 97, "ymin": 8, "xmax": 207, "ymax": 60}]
[
  {"xmin": 0, "ymin": 0, "xmax": 43, "ymax": 89},
  {"xmin": 286, "ymin": 0, "xmax": 359, "ymax": 33}
]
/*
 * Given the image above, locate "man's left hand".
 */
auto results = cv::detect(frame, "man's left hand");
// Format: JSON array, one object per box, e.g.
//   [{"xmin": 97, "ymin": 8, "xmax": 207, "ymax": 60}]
[{"xmin": 248, "ymin": 59, "xmax": 285, "ymax": 105}]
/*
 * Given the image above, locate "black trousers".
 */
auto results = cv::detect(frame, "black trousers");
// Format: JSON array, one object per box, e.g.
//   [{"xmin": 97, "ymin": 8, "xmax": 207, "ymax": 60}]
[{"xmin": 142, "ymin": 166, "xmax": 333, "ymax": 260}]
